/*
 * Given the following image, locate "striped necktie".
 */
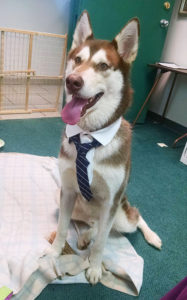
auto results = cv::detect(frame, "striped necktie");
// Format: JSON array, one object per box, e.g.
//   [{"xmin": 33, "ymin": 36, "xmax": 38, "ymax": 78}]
[{"xmin": 69, "ymin": 134, "xmax": 101, "ymax": 201}]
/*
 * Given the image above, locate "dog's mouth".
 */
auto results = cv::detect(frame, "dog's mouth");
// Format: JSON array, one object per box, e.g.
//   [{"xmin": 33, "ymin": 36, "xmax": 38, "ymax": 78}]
[{"xmin": 61, "ymin": 92, "xmax": 104, "ymax": 125}]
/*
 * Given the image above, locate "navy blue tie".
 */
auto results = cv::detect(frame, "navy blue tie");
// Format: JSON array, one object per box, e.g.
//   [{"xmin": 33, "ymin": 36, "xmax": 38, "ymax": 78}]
[{"xmin": 69, "ymin": 134, "xmax": 101, "ymax": 201}]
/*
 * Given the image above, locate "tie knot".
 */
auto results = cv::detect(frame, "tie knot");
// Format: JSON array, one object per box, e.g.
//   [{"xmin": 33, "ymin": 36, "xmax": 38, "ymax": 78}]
[{"xmin": 69, "ymin": 134, "xmax": 101, "ymax": 154}]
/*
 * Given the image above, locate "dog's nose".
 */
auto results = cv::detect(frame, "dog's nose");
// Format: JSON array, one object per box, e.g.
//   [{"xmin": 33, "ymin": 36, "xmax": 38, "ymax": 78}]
[{"xmin": 66, "ymin": 74, "xmax": 84, "ymax": 93}]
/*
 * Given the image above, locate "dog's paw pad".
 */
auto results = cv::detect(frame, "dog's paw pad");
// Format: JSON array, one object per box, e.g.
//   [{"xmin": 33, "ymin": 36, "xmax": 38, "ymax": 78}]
[
  {"xmin": 146, "ymin": 231, "xmax": 162, "ymax": 250},
  {"xmin": 86, "ymin": 266, "xmax": 102, "ymax": 285}
]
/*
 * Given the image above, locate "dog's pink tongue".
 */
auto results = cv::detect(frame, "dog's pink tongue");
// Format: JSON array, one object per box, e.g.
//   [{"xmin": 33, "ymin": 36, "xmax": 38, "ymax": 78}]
[{"xmin": 61, "ymin": 96, "xmax": 88, "ymax": 125}]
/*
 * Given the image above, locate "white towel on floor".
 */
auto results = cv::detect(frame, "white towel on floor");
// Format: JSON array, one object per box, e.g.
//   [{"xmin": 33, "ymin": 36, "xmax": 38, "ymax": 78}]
[{"xmin": 0, "ymin": 153, "xmax": 143, "ymax": 298}]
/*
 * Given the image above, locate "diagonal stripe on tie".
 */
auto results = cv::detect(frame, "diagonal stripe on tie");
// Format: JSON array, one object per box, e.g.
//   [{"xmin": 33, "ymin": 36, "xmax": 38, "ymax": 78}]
[{"xmin": 69, "ymin": 134, "xmax": 101, "ymax": 201}]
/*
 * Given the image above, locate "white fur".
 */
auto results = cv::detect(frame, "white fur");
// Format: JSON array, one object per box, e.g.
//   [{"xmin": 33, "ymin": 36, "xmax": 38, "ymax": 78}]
[
  {"xmin": 115, "ymin": 19, "xmax": 139, "ymax": 63},
  {"xmin": 65, "ymin": 59, "xmax": 74, "ymax": 79},
  {"xmin": 77, "ymin": 46, "xmax": 90, "ymax": 61},
  {"xmin": 79, "ymin": 68, "xmax": 124, "ymax": 130},
  {"xmin": 113, "ymin": 206, "xmax": 137, "ymax": 233},
  {"xmin": 76, "ymin": 67, "xmax": 106, "ymax": 98},
  {"xmin": 95, "ymin": 165, "xmax": 125, "ymax": 202},
  {"xmin": 86, "ymin": 266, "xmax": 102, "ymax": 285},
  {"xmin": 71, "ymin": 12, "xmax": 92, "ymax": 50},
  {"xmin": 138, "ymin": 216, "xmax": 162, "ymax": 249},
  {"xmin": 62, "ymin": 137, "xmax": 77, "ymax": 159},
  {"xmin": 92, "ymin": 49, "xmax": 109, "ymax": 65},
  {"xmin": 94, "ymin": 136, "xmax": 122, "ymax": 162}
]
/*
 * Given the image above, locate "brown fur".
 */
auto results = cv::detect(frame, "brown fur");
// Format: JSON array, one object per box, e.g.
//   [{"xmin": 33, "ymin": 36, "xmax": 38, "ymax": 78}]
[
  {"xmin": 61, "ymin": 168, "xmax": 78, "ymax": 191},
  {"xmin": 110, "ymin": 178, "xmax": 126, "ymax": 218},
  {"xmin": 59, "ymin": 144, "xmax": 70, "ymax": 159},
  {"xmin": 100, "ymin": 119, "xmax": 131, "ymax": 169},
  {"xmin": 122, "ymin": 198, "xmax": 139, "ymax": 224},
  {"xmin": 59, "ymin": 134, "xmax": 70, "ymax": 159},
  {"xmin": 91, "ymin": 170, "xmax": 110, "ymax": 201}
]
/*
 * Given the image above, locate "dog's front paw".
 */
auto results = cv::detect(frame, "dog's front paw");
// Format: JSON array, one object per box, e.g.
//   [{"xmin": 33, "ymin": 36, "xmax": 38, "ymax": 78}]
[{"xmin": 86, "ymin": 266, "xmax": 102, "ymax": 285}]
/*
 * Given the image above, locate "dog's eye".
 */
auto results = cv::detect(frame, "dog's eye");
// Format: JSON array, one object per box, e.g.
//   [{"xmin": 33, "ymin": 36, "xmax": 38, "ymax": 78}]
[
  {"xmin": 97, "ymin": 62, "xmax": 109, "ymax": 71},
  {"xmin": 74, "ymin": 56, "xmax": 82, "ymax": 64}
]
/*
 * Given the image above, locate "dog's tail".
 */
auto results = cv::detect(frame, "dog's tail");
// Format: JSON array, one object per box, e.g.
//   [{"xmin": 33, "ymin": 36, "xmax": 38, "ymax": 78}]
[
  {"xmin": 113, "ymin": 202, "xmax": 162, "ymax": 250},
  {"xmin": 137, "ymin": 216, "xmax": 162, "ymax": 249}
]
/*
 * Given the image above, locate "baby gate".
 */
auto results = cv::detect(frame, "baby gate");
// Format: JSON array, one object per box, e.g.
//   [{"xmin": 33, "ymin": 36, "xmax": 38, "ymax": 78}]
[{"xmin": 0, "ymin": 28, "xmax": 67, "ymax": 114}]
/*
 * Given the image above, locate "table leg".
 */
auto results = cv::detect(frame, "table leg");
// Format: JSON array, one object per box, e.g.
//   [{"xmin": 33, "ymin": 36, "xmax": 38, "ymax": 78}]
[
  {"xmin": 132, "ymin": 72, "xmax": 162, "ymax": 127},
  {"xmin": 172, "ymin": 133, "xmax": 187, "ymax": 148},
  {"xmin": 162, "ymin": 72, "xmax": 178, "ymax": 119}
]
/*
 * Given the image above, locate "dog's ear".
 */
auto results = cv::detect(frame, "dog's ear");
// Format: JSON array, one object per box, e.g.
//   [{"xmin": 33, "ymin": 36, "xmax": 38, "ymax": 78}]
[
  {"xmin": 71, "ymin": 10, "xmax": 93, "ymax": 50},
  {"xmin": 114, "ymin": 18, "xmax": 140, "ymax": 64}
]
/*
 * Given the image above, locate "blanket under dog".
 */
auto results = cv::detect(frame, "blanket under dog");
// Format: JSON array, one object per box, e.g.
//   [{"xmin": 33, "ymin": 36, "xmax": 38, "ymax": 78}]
[{"xmin": 0, "ymin": 153, "xmax": 143, "ymax": 299}]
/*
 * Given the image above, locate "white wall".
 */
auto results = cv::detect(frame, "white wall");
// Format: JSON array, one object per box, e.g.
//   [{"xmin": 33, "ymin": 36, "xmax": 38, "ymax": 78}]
[
  {"xmin": 0, "ymin": 0, "xmax": 71, "ymax": 34},
  {"xmin": 149, "ymin": 0, "xmax": 187, "ymax": 127}
]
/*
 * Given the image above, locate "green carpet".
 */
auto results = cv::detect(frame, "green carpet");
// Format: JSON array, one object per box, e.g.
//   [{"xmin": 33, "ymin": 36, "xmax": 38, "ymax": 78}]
[{"xmin": 0, "ymin": 117, "xmax": 186, "ymax": 300}]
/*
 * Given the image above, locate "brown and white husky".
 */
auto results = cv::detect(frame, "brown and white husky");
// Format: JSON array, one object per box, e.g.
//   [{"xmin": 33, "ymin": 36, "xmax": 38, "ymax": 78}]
[{"xmin": 50, "ymin": 11, "xmax": 162, "ymax": 284}]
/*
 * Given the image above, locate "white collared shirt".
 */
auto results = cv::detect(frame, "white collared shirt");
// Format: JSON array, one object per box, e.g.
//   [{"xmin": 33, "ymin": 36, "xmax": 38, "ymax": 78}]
[{"xmin": 66, "ymin": 117, "xmax": 122, "ymax": 184}]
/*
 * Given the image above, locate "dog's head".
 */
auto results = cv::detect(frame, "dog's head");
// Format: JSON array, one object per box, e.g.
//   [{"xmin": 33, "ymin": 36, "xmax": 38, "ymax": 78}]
[{"xmin": 61, "ymin": 11, "xmax": 140, "ymax": 131}]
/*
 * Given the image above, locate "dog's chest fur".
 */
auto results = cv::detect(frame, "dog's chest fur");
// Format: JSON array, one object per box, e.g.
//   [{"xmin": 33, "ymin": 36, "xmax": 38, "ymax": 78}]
[{"xmin": 59, "ymin": 119, "xmax": 131, "ymax": 221}]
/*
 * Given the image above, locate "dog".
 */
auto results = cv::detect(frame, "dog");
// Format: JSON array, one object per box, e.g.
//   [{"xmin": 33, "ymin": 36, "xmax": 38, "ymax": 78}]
[{"xmin": 50, "ymin": 11, "xmax": 162, "ymax": 285}]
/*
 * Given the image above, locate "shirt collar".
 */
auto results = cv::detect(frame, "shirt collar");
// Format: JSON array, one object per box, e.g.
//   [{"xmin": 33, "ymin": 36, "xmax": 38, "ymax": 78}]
[{"xmin": 66, "ymin": 117, "xmax": 122, "ymax": 146}]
